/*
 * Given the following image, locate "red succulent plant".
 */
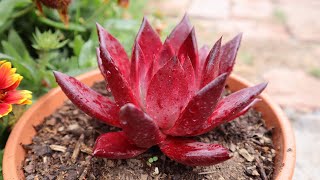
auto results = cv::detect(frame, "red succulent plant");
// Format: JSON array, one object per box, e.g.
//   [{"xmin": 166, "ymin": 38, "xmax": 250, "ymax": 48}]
[{"xmin": 54, "ymin": 15, "xmax": 267, "ymax": 166}]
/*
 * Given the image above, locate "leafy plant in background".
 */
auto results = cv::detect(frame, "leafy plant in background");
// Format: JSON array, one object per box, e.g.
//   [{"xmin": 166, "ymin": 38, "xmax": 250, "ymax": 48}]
[
  {"xmin": 0, "ymin": 0, "xmax": 145, "ymax": 178},
  {"xmin": 0, "ymin": 28, "xmax": 93, "ymax": 97},
  {"xmin": 0, "ymin": 0, "xmax": 146, "ymax": 98},
  {"xmin": 54, "ymin": 16, "xmax": 267, "ymax": 166}
]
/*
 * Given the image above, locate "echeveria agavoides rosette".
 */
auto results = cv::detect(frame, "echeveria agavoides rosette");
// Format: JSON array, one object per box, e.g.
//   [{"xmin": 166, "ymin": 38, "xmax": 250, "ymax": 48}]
[{"xmin": 54, "ymin": 15, "xmax": 267, "ymax": 166}]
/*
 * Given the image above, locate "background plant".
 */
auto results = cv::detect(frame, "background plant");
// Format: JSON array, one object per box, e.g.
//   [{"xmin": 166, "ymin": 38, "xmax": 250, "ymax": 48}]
[
  {"xmin": 0, "ymin": 0, "xmax": 146, "ymax": 178},
  {"xmin": 0, "ymin": 0, "xmax": 146, "ymax": 98}
]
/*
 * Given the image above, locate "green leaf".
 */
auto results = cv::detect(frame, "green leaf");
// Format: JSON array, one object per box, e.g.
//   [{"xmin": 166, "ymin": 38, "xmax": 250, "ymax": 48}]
[
  {"xmin": 147, "ymin": 156, "xmax": 158, "ymax": 163},
  {"xmin": 0, "ymin": 19, "xmax": 13, "ymax": 34},
  {"xmin": 152, "ymin": 156, "xmax": 158, "ymax": 162},
  {"xmin": 11, "ymin": 0, "xmax": 32, "ymax": 8},
  {"xmin": 8, "ymin": 29, "xmax": 30, "ymax": 60},
  {"xmin": 2, "ymin": 30, "xmax": 36, "ymax": 67},
  {"xmin": 66, "ymin": 67, "xmax": 96, "ymax": 77},
  {"xmin": 0, "ymin": 53, "xmax": 14, "ymax": 60},
  {"xmin": 41, "ymin": 70, "xmax": 57, "ymax": 88},
  {"xmin": 1, "ymin": 41, "xmax": 22, "ymax": 60},
  {"xmin": 72, "ymin": 35, "xmax": 85, "ymax": 56},
  {"xmin": 0, "ymin": 0, "xmax": 20, "ymax": 27},
  {"xmin": 7, "ymin": 29, "xmax": 35, "ymax": 66},
  {"xmin": 1, "ymin": 41, "xmax": 36, "ymax": 81},
  {"xmin": 78, "ymin": 40, "xmax": 96, "ymax": 67}
]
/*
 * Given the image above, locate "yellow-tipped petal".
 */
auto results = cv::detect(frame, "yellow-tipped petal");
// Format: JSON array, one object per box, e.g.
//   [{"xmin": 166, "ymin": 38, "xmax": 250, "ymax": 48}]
[
  {"xmin": 0, "ymin": 60, "xmax": 6, "ymax": 65},
  {"xmin": 2, "ymin": 90, "xmax": 32, "ymax": 105},
  {"xmin": 0, "ymin": 62, "xmax": 21, "ymax": 89},
  {"xmin": 5, "ymin": 75, "xmax": 23, "ymax": 91},
  {"xmin": 0, "ymin": 103, "xmax": 12, "ymax": 118},
  {"xmin": 10, "ymin": 67, "xmax": 17, "ymax": 74},
  {"xmin": 0, "ymin": 60, "xmax": 32, "ymax": 111},
  {"xmin": 20, "ymin": 99, "xmax": 32, "ymax": 105}
]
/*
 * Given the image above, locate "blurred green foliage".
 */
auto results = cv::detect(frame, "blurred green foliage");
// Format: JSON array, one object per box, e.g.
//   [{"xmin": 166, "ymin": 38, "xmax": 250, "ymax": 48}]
[
  {"xmin": 0, "ymin": 0, "xmax": 145, "ymax": 98},
  {"xmin": 309, "ymin": 67, "xmax": 320, "ymax": 78},
  {"xmin": 0, "ymin": 0, "xmax": 146, "ymax": 178},
  {"xmin": 0, "ymin": 149, "xmax": 3, "ymax": 180}
]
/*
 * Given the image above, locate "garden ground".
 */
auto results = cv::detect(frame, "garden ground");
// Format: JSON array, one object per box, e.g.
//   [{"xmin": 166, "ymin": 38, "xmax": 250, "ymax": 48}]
[{"xmin": 145, "ymin": 0, "xmax": 320, "ymax": 179}]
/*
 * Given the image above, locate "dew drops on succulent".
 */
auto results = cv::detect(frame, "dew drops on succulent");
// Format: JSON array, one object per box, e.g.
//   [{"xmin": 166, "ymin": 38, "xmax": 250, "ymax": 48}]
[{"xmin": 54, "ymin": 15, "xmax": 267, "ymax": 166}]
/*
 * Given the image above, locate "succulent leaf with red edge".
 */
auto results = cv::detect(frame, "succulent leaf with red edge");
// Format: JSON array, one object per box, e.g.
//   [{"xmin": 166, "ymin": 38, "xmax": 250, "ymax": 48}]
[{"xmin": 54, "ymin": 15, "xmax": 267, "ymax": 166}]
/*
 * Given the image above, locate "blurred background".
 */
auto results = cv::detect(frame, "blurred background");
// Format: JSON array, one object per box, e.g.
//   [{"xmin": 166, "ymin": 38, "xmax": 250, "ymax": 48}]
[
  {"xmin": 0, "ymin": 0, "xmax": 319, "ymax": 179},
  {"xmin": 148, "ymin": 1, "xmax": 320, "ymax": 179}
]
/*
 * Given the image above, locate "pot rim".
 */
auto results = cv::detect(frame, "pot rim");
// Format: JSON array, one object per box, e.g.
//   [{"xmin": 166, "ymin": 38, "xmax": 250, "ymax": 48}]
[{"xmin": 2, "ymin": 69, "xmax": 295, "ymax": 179}]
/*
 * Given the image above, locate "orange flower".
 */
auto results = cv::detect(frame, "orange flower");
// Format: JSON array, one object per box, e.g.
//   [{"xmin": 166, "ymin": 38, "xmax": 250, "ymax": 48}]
[{"xmin": 0, "ymin": 60, "xmax": 32, "ymax": 118}]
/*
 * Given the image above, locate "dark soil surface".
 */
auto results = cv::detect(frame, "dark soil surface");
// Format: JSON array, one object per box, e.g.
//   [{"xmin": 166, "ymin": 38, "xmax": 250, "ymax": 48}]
[{"xmin": 23, "ymin": 81, "xmax": 275, "ymax": 180}]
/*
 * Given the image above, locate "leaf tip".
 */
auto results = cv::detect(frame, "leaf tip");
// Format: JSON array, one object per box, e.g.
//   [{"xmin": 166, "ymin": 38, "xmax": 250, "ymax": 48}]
[
  {"xmin": 233, "ymin": 33, "xmax": 243, "ymax": 44},
  {"xmin": 257, "ymin": 82, "xmax": 268, "ymax": 91},
  {"xmin": 182, "ymin": 13, "xmax": 190, "ymax": 22},
  {"xmin": 53, "ymin": 71, "xmax": 66, "ymax": 82}
]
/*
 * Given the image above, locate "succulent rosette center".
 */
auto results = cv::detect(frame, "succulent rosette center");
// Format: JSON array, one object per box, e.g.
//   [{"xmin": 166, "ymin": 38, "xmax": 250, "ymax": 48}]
[{"xmin": 54, "ymin": 15, "xmax": 267, "ymax": 166}]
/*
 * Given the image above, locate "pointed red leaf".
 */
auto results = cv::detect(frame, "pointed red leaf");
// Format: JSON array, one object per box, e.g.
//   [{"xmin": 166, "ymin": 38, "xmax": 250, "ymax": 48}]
[
  {"xmin": 96, "ymin": 48, "xmax": 107, "ymax": 80},
  {"xmin": 181, "ymin": 56, "xmax": 196, "ymax": 93},
  {"xmin": 159, "ymin": 137, "xmax": 231, "ymax": 166},
  {"xmin": 97, "ymin": 48, "xmax": 112, "ymax": 91},
  {"xmin": 53, "ymin": 71, "xmax": 120, "ymax": 127},
  {"xmin": 165, "ymin": 73, "xmax": 228, "ymax": 136},
  {"xmin": 130, "ymin": 42, "xmax": 145, "ymax": 101},
  {"xmin": 209, "ymin": 82, "xmax": 267, "ymax": 124},
  {"xmin": 154, "ymin": 41, "xmax": 175, "ymax": 72},
  {"xmin": 198, "ymin": 45, "xmax": 210, "ymax": 75},
  {"xmin": 201, "ymin": 37, "xmax": 222, "ymax": 88},
  {"xmin": 141, "ymin": 60, "xmax": 154, "ymax": 107},
  {"xmin": 96, "ymin": 23, "xmax": 130, "ymax": 79},
  {"xmin": 178, "ymin": 28, "xmax": 198, "ymax": 66},
  {"xmin": 194, "ymin": 82, "xmax": 267, "ymax": 136},
  {"xmin": 136, "ymin": 17, "xmax": 162, "ymax": 69},
  {"xmin": 146, "ymin": 57, "xmax": 191, "ymax": 129},
  {"xmin": 218, "ymin": 34, "xmax": 242, "ymax": 75},
  {"xmin": 93, "ymin": 132, "xmax": 147, "ymax": 159},
  {"xmin": 199, "ymin": 45, "xmax": 210, "ymax": 68},
  {"xmin": 99, "ymin": 47, "xmax": 139, "ymax": 107},
  {"xmin": 120, "ymin": 103, "xmax": 165, "ymax": 148},
  {"xmin": 178, "ymin": 28, "xmax": 199, "ymax": 78},
  {"xmin": 166, "ymin": 14, "xmax": 193, "ymax": 52},
  {"xmin": 226, "ymin": 99, "xmax": 261, "ymax": 121}
]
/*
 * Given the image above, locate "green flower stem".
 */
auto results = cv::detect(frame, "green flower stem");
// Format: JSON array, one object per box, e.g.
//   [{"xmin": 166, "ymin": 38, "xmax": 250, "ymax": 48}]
[
  {"xmin": 38, "ymin": 16, "xmax": 86, "ymax": 32},
  {"xmin": 38, "ymin": 51, "xmax": 50, "ymax": 69}
]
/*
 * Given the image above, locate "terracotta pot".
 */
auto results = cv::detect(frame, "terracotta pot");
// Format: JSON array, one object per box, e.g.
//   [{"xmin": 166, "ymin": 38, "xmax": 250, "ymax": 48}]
[{"xmin": 2, "ymin": 69, "xmax": 296, "ymax": 179}]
